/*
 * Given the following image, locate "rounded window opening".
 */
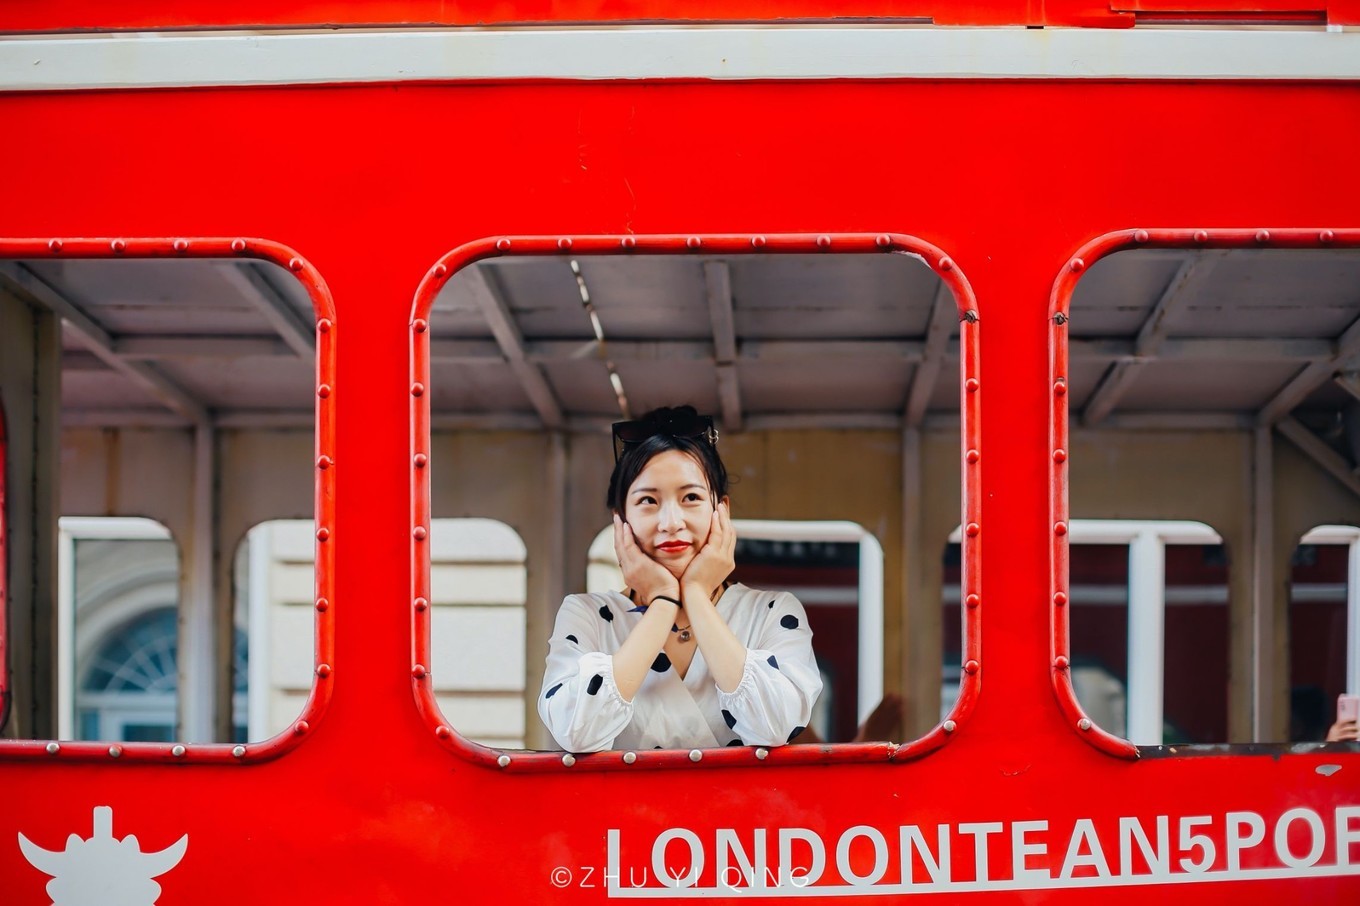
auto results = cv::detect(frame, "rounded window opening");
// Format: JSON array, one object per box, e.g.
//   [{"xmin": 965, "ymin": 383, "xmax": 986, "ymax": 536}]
[
  {"xmin": 1052, "ymin": 233, "xmax": 1360, "ymax": 749},
  {"xmin": 1289, "ymin": 526, "xmax": 1360, "ymax": 745},
  {"xmin": 0, "ymin": 242, "xmax": 334, "ymax": 755},
  {"xmin": 413, "ymin": 235, "xmax": 978, "ymax": 767}
]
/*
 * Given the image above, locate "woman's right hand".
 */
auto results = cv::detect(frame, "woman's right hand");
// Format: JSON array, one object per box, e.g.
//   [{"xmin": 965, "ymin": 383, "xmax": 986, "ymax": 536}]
[{"xmin": 614, "ymin": 514, "xmax": 679, "ymax": 605}]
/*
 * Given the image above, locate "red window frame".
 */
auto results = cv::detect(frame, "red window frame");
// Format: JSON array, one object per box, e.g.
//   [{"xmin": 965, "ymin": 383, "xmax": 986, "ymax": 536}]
[
  {"xmin": 0, "ymin": 237, "xmax": 337, "ymax": 764},
  {"xmin": 1048, "ymin": 227, "xmax": 1360, "ymax": 759},
  {"xmin": 410, "ymin": 232, "xmax": 982, "ymax": 772}
]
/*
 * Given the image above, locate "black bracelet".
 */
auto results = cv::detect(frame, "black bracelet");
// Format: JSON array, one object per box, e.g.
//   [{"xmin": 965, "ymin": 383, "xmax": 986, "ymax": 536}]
[{"xmin": 650, "ymin": 594, "xmax": 683, "ymax": 608}]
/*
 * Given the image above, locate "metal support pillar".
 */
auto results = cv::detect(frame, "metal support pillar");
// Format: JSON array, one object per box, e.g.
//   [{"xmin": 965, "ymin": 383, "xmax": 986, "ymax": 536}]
[
  {"xmin": 180, "ymin": 423, "xmax": 217, "ymax": 742},
  {"xmin": 1250, "ymin": 425, "xmax": 1275, "ymax": 742}
]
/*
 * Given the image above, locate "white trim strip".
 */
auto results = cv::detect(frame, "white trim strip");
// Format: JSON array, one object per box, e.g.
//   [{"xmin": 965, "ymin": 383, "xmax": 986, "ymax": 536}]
[{"xmin": 2, "ymin": 27, "xmax": 1360, "ymax": 91}]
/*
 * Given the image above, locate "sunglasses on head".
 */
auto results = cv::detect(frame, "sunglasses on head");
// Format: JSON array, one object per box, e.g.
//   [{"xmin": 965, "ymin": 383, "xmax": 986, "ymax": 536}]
[{"xmin": 611, "ymin": 409, "xmax": 719, "ymax": 463}]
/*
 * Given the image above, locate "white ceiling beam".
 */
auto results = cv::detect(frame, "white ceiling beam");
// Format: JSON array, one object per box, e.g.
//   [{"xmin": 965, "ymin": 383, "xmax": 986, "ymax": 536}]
[
  {"xmin": 214, "ymin": 261, "xmax": 316, "ymax": 359},
  {"xmin": 460, "ymin": 265, "xmax": 564, "ymax": 429},
  {"xmin": 62, "ymin": 409, "xmax": 193, "ymax": 428},
  {"xmin": 703, "ymin": 260, "xmax": 742, "ymax": 432},
  {"xmin": 903, "ymin": 282, "xmax": 956, "ymax": 428},
  {"xmin": 1276, "ymin": 417, "xmax": 1360, "ymax": 501},
  {"xmin": 0, "ymin": 262, "xmax": 209, "ymax": 424},
  {"xmin": 1258, "ymin": 307, "xmax": 1360, "ymax": 425},
  {"xmin": 1083, "ymin": 251, "xmax": 1227, "ymax": 427}
]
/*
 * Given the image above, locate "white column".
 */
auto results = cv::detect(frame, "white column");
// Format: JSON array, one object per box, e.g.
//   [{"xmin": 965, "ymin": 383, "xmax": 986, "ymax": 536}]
[
  {"xmin": 56, "ymin": 525, "xmax": 75, "ymax": 739},
  {"xmin": 246, "ymin": 523, "xmax": 272, "ymax": 740},
  {"xmin": 1126, "ymin": 530, "xmax": 1165, "ymax": 745},
  {"xmin": 180, "ymin": 423, "xmax": 216, "ymax": 742},
  {"xmin": 1250, "ymin": 426, "xmax": 1274, "ymax": 741},
  {"xmin": 1349, "ymin": 540, "xmax": 1360, "ymax": 696}
]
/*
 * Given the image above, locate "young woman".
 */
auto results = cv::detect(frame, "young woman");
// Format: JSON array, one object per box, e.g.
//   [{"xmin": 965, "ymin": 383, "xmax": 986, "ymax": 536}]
[{"xmin": 539, "ymin": 407, "xmax": 822, "ymax": 752}]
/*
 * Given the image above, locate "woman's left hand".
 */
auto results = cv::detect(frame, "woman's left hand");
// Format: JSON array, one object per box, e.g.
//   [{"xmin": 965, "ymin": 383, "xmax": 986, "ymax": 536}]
[{"xmin": 680, "ymin": 502, "xmax": 736, "ymax": 595}]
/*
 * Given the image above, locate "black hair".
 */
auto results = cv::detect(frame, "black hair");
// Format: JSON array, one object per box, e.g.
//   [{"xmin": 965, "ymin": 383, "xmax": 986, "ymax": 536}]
[{"xmin": 606, "ymin": 412, "xmax": 729, "ymax": 513}]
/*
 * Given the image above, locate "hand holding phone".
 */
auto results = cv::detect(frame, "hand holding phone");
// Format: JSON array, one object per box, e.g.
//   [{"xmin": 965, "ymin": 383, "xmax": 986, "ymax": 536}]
[{"xmin": 1339, "ymin": 694, "xmax": 1360, "ymax": 723}]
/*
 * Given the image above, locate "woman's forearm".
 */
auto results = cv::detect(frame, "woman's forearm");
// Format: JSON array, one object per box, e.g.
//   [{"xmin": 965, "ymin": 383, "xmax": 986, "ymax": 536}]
[
  {"xmin": 682, "ymin": 583, "xmax": 748, "ymax": 692},
  {"xmin": 611, "ymin": 600, "xmax": 679, "ymax": 700}
]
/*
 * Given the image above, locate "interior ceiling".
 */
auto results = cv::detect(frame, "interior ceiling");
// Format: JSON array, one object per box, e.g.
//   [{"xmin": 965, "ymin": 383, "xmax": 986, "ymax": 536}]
[{"xmin": 4, "ymin": 248, "xmax": 1360, "ymax": 448}]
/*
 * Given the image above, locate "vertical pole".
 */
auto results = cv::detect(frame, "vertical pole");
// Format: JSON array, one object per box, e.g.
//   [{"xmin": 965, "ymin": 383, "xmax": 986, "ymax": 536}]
[
  {"xmin": 56, "ymin": 526, "xmax": 73, "ymax": 738},
  {"xmin": 180, "ymin": 423, "xmax": 216, "ymax": 742},
  {"xmin": 1251, "ymin": 425, "xmax": 1275, "ymax": 742},
  {"xmin": 901, "ymin": 426, "xmax": 924, "ymax": 736},
  {"xmin": 525, "ymin": 431, "xmax": 568, "ymax": 749},
  {"xmin": 1126, "ymin": 530, "xmax": 1165, "ymax": 744}
]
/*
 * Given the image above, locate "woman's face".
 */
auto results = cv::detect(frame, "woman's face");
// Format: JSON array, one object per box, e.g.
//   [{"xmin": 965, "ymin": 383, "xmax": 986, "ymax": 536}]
[{"xmin": 623, "ymin": 449, "xmax": 720, "ymax": 578}]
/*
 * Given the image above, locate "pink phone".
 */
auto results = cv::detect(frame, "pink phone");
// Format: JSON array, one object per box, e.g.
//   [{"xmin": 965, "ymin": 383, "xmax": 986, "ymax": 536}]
[{"xmin": 1339, "ymin": 694, "xmax": 1360, "ymax": 723}]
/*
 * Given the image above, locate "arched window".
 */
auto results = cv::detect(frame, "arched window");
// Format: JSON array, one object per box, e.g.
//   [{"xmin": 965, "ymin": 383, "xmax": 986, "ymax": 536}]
[{"xmin": 77, "ymin": 607, "xmax": 247, "ymax": 742}]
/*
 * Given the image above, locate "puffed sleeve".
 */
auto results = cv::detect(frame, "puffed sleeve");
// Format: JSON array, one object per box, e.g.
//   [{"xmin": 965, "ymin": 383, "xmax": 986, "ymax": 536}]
[
  {"xmin": 538, "ymin": 595, "xmax": 634, "ymax": 752},
  {"xmin": 718, "ymin": 592, "xmax": 823, "ymax": 746}
]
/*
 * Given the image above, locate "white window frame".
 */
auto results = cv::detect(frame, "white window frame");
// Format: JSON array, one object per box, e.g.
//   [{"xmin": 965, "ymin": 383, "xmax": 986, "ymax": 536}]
[{"xmin": 1298, "ymin": 524, "xmax": 1360, "ymax": 698}]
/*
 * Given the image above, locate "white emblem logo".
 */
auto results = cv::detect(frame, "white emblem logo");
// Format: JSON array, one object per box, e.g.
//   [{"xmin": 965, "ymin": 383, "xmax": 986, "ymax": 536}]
[{"xmin": 18, "ymin": 805, "xmax": 188, "ymax": 906}]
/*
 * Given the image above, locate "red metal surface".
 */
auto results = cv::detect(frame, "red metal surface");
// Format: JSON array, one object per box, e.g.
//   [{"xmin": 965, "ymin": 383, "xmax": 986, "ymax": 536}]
[
  {"xmin": 0, "ymin": 238, "xmax": 338, "ymax": 765},
  {"xmin": 410, "ymin": 233, "xmax": 982, "ymax": 772},
  {"xmin": 0, "ymin": 73, "xmax": 1359, "ymax": 902}
]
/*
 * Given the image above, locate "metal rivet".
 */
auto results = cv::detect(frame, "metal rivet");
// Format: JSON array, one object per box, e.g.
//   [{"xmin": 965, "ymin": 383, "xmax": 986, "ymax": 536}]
[
  {"xmin": 1054, "ymin": 312, "xmax": 1068, "ymax": 326},
  {"xmin": 623, "ymin": 751, "xmax": 637, "ymax": 764},
  {"xmin": 317, "ymin": 319, "xmax": 331, "ymax": 333},
  {"xmin": 496, "ymin": 238, "xmax": 512, "ymax": 251},
  {"xmin": 751, "ymin": 236, "xmax": 766, "ymax": 248},
  {"xmin": 436, "ymin": 725, "xmax": 452, "ymax": 739},
  {"xmin": 317, "ymin": 384, "xmax": 331, "ymax": 398},
  {"xmin": 1054, "ymin": 592, "xmax": 1068, "ymax": 606},
  {"xmin": 1194, "ymin": 230, "xmax": 1209, "ymax": 243},
  {"xmin": 414, "ymin": 597, "xmax": 428, "ymax": 611},
  {"xmin": 875, "ymin": 234, "xmax": 891, "ymax": 248},
  {"xmin": 1054, "ymin": 380, "xmax": 1067, "ymax": 396},
  {"xmin": 109, "ymin": 745, "xmax": 122, "ymax": 758},
  {"xmin": 965, "ymin": 523, "xmax": 980, "ymax": 537},
  {"xmin": 316, "ymin": 455, "xmax": 332, "ymax": 470},
  {"xmin": 621, "ymin": 236, "xmax": 637, "ymax": 249},
  {"xmin": 45, "ymin": 742, "xmax": 59, "ymax": 755},
  {"xmin": 294, "ymin": 720, "xmax": 309, "ymax": 735},
  {"xmin": 414, "ymin": 453, "xmax": 428, "ymax": 468},
  {"xmin": 1078, "ymin": 718, "xmax": 1092, "ymax": 731},
  {"xmin": 562, "ymin": 753, "xmax": 576, "ymax": 767},
  {"xmin": 755, "ymin": 748, "xmax": 769, "ymax": 760},
  {"xmin": 943, "ymin": 720, "xmax": 956, "ymax": 733},
  {"xmin": 288, "ymin": 257, "xmax": 303, "ymax": 272},
  {"xmin": 111, "ymin": 239, "xmax": 126, "ymax": 253},
  {"xmin": 432, "ymin": 264, "xmax": 448, "ymax": 278},
  {"xmin": 1055, "ymin": 656, "xmax": 1070, "ymax": 669},
  {"xmin": 557, "ymin": 238, "xmax": 572, "ymax": 250},
  {"xmin": 412, "ymin": 664, "xmax": 427, "ymax": 679},
  {"xmin": 48, "ymin": 239, "xmax": 63, "ymax": 253},
  {"xmin": 414, "ymin": 526, "xmax": 428, "ymax": 541},
  {"xmin": 1320, "ymin": 229, "xmax": 1335, "ymax": 244},
  {"xmin": 686, "ymin": 237, "xmax": 702, "ymax": 249},
  {"xmin": 316, "ymin": 597, "xmax": 329, "ymax": 612},
  {"xmin": 1133, "ymin": 230, "xmax": 1149, "ymax": 243},
  {"xmin": 231, "ymin": 239, "xmax": 247, "ymax": 253},
  {"xmin": 173, "ymin": 239, "xmax": 189, "ymax": 253},
  {"xmin": 172, "ymin": 744, "xmax": 186, "ymax": 757},
  {"xmin": 316, "ymin": 664, "xmax": 332, "ymax": 678},
  {"xmin": 966, "ymin": 449, "xmax": 980, "ymax": 464},
  {"xmin": 232, "ymin": 745, "xmax": 246, "ymax": 758},
  {"xmin": 963, "ymin": 310, "xmax": 978, "ymax": 323},
  {"xmin": 1054, "ymin": 449, "xmax": 1067, "ymax": 463},
  {"xmin": 965, "ymin": 378, "xmax": 980, "ymax": 393},
  {"xmin": 939, "ymin": 257, "xmax": 954, "ymax": 272},
  {"xmin": 498, "ymin": 754, "xmax": 511, "ymax": 768},
  {"xmin": 1069, "ymin": 257, "xmax": 1084, "ymax": 272},
  {"xmin": 964, "ymin": 660, "xmax": 979, "ymax": 675},
  {"xmin": 413, "ymin": 318, "xmax": 427, "ymax": 333},
  {"xmin": 816, "ymin": 235, "xmax": 831, "ymax": 249},
  {"xmin": 965, "ymin": 593, "xmax": 980, "ymax": 609},
  {"xmin": 316, "ymin": 527, "xmax": 330, "ymax": 541},
  {"xmin": 411, "ymin": 382, "xmax": 425, "ymax": 397},
  {"xmin": 689, "ymin": 749, "xmax": 703, "ymax": 762},
  {"xmin": 1054, "ymin": 522, "xmax": 1068, "ymax": 536},
  {"xmin": 1256, "ymin": 229, "xmax": 1271, "ymax": 243}
]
